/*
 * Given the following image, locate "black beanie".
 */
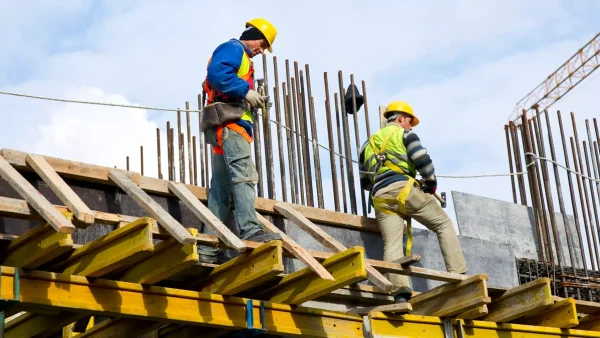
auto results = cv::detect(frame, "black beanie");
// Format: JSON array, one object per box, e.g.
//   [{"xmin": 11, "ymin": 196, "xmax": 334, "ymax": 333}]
[{"xmin": 240, "ymin": 26, "xmax": 266, "ymax": 41}]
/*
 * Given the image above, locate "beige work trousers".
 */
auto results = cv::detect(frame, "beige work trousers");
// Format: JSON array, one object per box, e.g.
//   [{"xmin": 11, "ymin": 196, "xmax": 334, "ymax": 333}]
[{"xmin": 374, "ymin": 181, "xmax": 467, "ymax": 293}]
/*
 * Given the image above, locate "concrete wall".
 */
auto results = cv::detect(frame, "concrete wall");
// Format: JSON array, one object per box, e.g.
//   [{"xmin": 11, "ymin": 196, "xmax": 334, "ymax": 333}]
[{"xmin": 452, "ymin": 191, "xmax": 583, "ymax": 269}]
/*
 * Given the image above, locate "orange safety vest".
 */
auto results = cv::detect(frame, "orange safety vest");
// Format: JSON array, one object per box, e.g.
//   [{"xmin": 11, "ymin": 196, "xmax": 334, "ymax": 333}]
[{"xmin": 202, "ymin": 42, "xmax": 255, "ymax": 155}]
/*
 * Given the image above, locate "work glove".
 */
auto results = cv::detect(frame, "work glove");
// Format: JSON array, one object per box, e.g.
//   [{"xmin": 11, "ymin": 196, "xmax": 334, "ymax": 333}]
[
  {"xmin": 245, "ymin": 89, "xmax": 269, "ymax": 108},
  {"xmin": 422, "ymin": 180, "xmax": 437, "ymax": 195}
]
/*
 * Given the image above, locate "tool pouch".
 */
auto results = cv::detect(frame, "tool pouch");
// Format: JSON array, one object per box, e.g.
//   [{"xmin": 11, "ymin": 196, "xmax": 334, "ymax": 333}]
[{"xmin": 200, "ymin": 102, "xmax": 246, "ymax": 131}]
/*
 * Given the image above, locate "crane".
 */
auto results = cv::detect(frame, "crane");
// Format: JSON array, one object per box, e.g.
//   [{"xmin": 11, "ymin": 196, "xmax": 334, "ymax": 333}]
[{"xmin": 510, "ymin": 32, "xmax": 600, "ymax": 124}]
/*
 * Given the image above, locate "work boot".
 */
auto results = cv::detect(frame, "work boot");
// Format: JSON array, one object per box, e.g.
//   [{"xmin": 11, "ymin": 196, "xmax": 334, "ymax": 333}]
[
  {"xmin": 198, "ymin": 250, "xmax": 228, "ymax": 265},
  {"xmin": 394, "ymin": 286, "xmax": 413, "ymax": 304},
  {"xmin": 244, "ymin": 230, "xmax": 282, "ymax": 243}
]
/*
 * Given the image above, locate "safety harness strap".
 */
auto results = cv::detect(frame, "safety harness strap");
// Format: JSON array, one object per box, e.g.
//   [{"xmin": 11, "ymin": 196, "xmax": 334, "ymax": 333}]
[{"xmin": 212, "ymin": 122, "xmax": 254, "ymax": 155}]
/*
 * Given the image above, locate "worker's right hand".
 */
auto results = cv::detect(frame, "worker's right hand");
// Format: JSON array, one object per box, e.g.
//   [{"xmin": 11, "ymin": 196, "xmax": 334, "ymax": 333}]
[{"xmin": 245, "ymin": 90, "xmax": 269, "ymax": 107}]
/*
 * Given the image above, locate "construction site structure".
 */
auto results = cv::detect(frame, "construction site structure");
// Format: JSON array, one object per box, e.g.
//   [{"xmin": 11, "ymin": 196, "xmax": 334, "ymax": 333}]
[{"xmin": 1, "ymin": 148, "xmax": 600, "ymax": 337}]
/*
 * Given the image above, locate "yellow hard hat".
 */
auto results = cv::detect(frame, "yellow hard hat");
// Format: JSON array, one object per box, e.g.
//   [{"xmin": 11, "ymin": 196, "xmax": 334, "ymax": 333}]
[
  {"xmin": 246, "ymin": 18, "xmax": 277, "ymax": 53},
  {"xmin": 384, "ymin": 101, "xmax": 419, "ymax": 127}
]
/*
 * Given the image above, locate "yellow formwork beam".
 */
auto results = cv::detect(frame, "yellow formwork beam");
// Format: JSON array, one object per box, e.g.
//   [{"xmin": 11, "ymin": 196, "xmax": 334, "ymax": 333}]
[
  {"xmin": 410, "ymin": 274, "xmax": 491, "ymax": 317},
  {"xmin": 200, "ymin": 240, "xmax": 284, "ymax": 295},
  {"xmin": 120, "ymin": 228, "xmax": 199, "ymax": 285},
  {"xmin": 60, "ymin": 217, "xmax": 154, "ymax": 277},
  {"xmin": 72, "ymin": 318, "xmax": 166, "ymax": 338},
  {"xmin": 1, "ymin": 213, "xmax": 74, "ymax": 269},
  {"xmin": 268, "ymin": 246, "xmax": 368, "ymax": 305},
  {"xmin": 367, "ymin": 313, "xmax": 600, "ymax": 338},
  {"xmin": 575, "ymin": 312, "xmax": 600, "ymax": 331},
  {"xmin": 0, "ymin": 266, "xmax": 364, "ymax": 337},
  {"xmin": 4, "ymin": 311, "xmax": 87, "ymax": 338},
  {"xmin": 483, "ymin": 277, "xmax": 553, "ymax": 323},
  {"xmin": 516, "ymin": 298, "xmax": 579, "ymax": 328}
]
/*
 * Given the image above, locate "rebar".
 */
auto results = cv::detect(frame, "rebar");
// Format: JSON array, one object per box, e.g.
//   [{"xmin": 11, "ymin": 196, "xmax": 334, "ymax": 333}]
[
  {"xmin": 272, "ymin": 56, "xmax": 287, "ymax": 202},
  {"xmin": 530, "ymin": 117, "xmax": 553, "ymax": 262},
  {"xmin": 510, "ymin": 122, "xmax": 527, "ymax": 205},
  {"xmin": 291, "ymin": 77, "xmax": 306, "ymax": 205},
  {"xmin": 283, "ymin": 82, "xmax": 298, "ymax": 204},
  {"xmin": 324, "ymin": 72, "xmax": 340, "ymax": 211},
  {"xmin": 157, "ymin": 128, "xmax": 162, "ymax": 180},
  {"xmin": 167, "ymin": 121, "xmax": 173, "ymax": 181},
  {"xmin": 587, "ymin": 120, "xmax": 600, "ymax": 203},
  {"xmin": 179, "ymin": 132, "xmax": 185, "ymax": 183},
  {"xmin": 197, "ymin": 93, "xmax": 205, "ymax": 187},
  {"xmin": 253, "ymin": 103, "xmax": 264, "ymax": 198},
  {"xmin": 186, "ymin": 102, "xmax": 193, "ymax": 185},
  {"xmin": 534, "ymin": 110, "xmax": 565, "ymax": 296},
  {"xmin": 572, "ymin": 111, "xmax": 600, "ymax": 269},
  {"xmin": 351, "ymin": 75, "xmax": 367, "ymax": 216},
  {"xmin": 298, "ymin": 67, "xmax": 314, "ymax": 206},
  {"xmin": 521, "ymin": 112, "xmax": 546, "ymax": 262},
  {"xmin": 583, "ymin": 140, "xmax": 600, "ymax": 268},
  {"xmin": 534, "ymin": 111, "xmax": 563, "ymax": 269},
  {"xmin": 335, "ymin": 93, "xmax": 348, "ymax": 214},
  {"xmin": 557, "ymin": 111, "xmax": 589, "ymax": 275},
  {"xmin": 170, "ymin": 128, "xmax": 175, "ymax": 181},
  {"xmin": 338, "ymin": 71, "xmax": 358, "ymax": 214},
  {"xmin": 544, "ymin": 110, "xmax": 578, "ymax": 273},
  {"xmin": 126, "ymin": 156, "xmax": 129, "ymax": 171},
  {"xmin": 140, "ymin": 146, "xmax": 144, "ymax": 176},
  {"xmin": 361, "ymin": 80, "xmax": 371, "ymax": 138},
  {"xmin": 305, "ymin": 64, "xmax": 324, "ymax": 209},
  {"xmin": 193, "ymin": 136, "xmax": 198, "ymax": 186},
  {"xmin": 570, "ymin": 136, "xmax": 598, "ymax": 270},
  {"xmin": 261, "ymin": 55, "xmax": 276, "ymax": 200},
  {"xmin": 285, "ymin": 60, "xmax": 300, "ymax": 204},
  {"xmin": 505, "ymin": 124, "xmax": 517, "ymax": 203},
  {"xmin": 177, "ymin": 110, "xmax": 185, "ymax": 183}
]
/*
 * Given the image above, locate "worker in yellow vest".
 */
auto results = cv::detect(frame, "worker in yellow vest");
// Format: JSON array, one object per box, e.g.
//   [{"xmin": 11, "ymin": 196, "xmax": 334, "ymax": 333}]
[
  {"xmin": 198, "ymin": 18, "xmax": 281, "ymax": 264},
  {"xmin": 359, "ymin": 101, "xmax": 467, "ymax": 303}
]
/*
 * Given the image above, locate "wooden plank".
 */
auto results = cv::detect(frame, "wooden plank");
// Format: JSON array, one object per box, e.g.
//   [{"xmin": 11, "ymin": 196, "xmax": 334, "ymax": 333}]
[
  {"xmin": 120, "ymin": 228, "xmax": 199, "ymax": 285},
  {"xmin": 25, "ymin": 153, "xmax": 95, "ymax": 225},
  {"xmin": 0, "ymin": 196, "xmax": 467, "ymax": 283},
  {"xmin": 393, "ymin": 255, "xmax": 421, "ymax": 266},
  {"xmin": 1, "ymin": 148, "xmax": 377, "ymax": 232},
  {"xmin": 2, "ymin": 215, "xmax": 73, "ymax": 269},
  {"xmin": 409, "ymin": 274, "xmax": 491, "ymax": 317},
  {"xmin": 61, "ymin": 217, "xmax": 154, "ymax": 277},
  {"xmin": 200, "ymin": 241, "xmax": 284, "ymax": 295},
  {"xmin": 4, "ymin": 312, "xmax": 87, "ymax": 338},
  {"xmin": 256, "ymin": 212, "xmax": 334, "ymax": 281},
  {"xmin": 168, "ymin": 181, "xmax": 245, "ymax": 252},
  {"xmin": 108, "ymin": 170, "xmax": 195, "ymax": 245},
  {"xmin": 483, "ymin": 278, "xmax": 554, "ymax": 323},
  {"xmin": 348, "ymin": 302, "xmax": 412, "ymax": 315},
  {"xmin": 516, "ymin": 298, "xmax": 579, "ymax": 328},
  {"xmin": 457, "ymin": 305, "xmax": 488, "ymax": 319},
  {"xmin": 267, "ymin": 246, "xmax": 368, "ymax": 305},
  {"xmin": 1, "ymin": 148, "xmax": 140, "ymax": 185},
  {"xmin": 274, "ymin": 201, "xmax": 395, "ymax": 293},
  {"xmin": 71, "ymin": 318, "xmax": 167, "ymax": 338},
  {"xmin": 0, "ymin": 155, "xmax": 76, "ymax": 234},
  {"xmin": 575, "ymin": 312, "xmax": 600, "ymax": 331}
]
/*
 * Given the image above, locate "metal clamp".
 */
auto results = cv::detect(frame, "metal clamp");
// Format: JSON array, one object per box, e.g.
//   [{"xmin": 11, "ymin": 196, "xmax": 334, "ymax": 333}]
[
  {"xmin": 232, "ymin": 299, "xmax": 266, "ymax": 337},
  {"xmin": 0, "ymin": 267, "xmax": 21, "ymax": 337}
]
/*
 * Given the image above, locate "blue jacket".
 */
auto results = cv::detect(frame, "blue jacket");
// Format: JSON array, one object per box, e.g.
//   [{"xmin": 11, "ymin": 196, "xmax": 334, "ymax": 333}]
[
  {"xmin": 207, "ymin": 39, "xmax": 252, "ymax": 101},
  {"xmin": 207, "ymin": 39, "xmax": 254, "ymax": 136}
]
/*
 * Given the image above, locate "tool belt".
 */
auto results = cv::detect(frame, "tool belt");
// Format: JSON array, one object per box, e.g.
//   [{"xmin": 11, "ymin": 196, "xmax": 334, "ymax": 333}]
[
  {"xmin": 372, "ymin": 176, "xmax": 420, "ymax": 256},
  {"xmin": 200, "ymin": 102, "xmax": 246, "ymax": 132}
]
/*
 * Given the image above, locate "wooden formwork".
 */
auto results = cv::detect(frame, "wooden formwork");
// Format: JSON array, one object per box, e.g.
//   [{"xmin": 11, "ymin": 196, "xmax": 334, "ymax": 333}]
[{"xmin": 0, "ymin": 148, "xmax": 599, "ymax": 338}]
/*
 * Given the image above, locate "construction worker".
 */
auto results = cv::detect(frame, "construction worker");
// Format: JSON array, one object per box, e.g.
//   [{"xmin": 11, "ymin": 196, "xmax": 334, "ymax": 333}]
[
  {"xmin": 198, "ymin": 18, "xmax": 281, "ymax": 263},
  {"xmin": 358, "ymin": 101, "xmax": 467, "ymax": 303}
]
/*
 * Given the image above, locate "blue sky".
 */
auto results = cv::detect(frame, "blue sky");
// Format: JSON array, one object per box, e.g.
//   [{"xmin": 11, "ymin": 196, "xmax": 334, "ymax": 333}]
[{"xmin": 1, "ymin": 0, "xmax": 600, "ymax": 233}]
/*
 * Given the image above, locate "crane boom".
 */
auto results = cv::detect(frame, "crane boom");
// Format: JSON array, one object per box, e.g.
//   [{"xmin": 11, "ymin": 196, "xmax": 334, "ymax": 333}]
[{"xmin": 511, "ymin": 32, "xmax": 600, "ymax": 123}]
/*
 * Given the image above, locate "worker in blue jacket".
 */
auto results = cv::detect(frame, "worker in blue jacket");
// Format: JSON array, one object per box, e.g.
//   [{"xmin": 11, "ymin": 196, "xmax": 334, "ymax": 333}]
[{"xmin": 198, "ymin": 18, "xmax": 281, "ymax": 264}]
